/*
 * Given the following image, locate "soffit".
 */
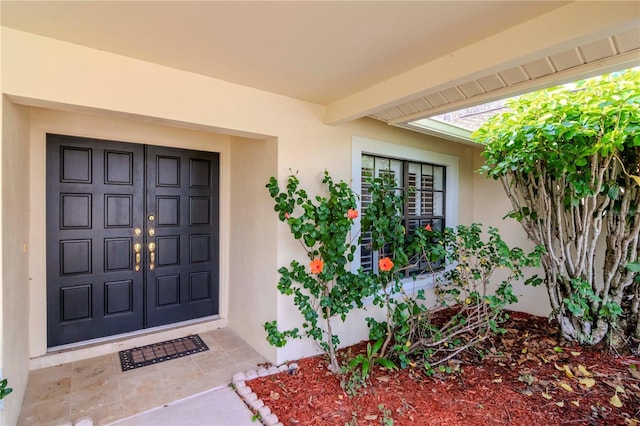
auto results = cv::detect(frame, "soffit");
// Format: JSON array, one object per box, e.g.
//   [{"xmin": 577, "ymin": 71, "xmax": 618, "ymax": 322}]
[{"xmin": 371, "ymin": 28, "xmax": 640, "ymax": 127}]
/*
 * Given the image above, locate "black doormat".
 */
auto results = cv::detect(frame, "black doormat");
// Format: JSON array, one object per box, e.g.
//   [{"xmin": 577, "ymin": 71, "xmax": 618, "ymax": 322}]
[{"xmin": 119, "ymin": 334, "xmax": 209, "ymax": 371}]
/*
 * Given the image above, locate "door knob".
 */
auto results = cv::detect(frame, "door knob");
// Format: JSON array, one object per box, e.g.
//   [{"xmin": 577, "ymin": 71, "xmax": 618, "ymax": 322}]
[
  {"xmin": 148, "ymin": 242, "xmax": 156, "ymax": 270},
  {"xmin": 133, "ymin": 243, "xmax": 142, "ymax": 271}
]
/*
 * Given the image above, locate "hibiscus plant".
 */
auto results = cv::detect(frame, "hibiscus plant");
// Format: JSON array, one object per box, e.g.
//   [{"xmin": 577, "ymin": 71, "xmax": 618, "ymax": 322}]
[
  {"xmin": 360, "ymin": 171, "xmax": 542, "ymax": 374},
  {"xmin": 264, "ymin": 171, "xmax": 376, "ymax": 372},
  {"xmin": 265, "ymin": 170, "xmax": 541, "ymax": 378}
]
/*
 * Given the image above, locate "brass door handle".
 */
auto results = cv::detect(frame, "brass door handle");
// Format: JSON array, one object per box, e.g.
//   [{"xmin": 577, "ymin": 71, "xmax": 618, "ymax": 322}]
[
  {"xmin": 133, "ymin": 243, "xmax": 142, "ymax": 271},
  {"xmin": 148, "ymin": 242, "xmax": 156, "ymax": 270}
]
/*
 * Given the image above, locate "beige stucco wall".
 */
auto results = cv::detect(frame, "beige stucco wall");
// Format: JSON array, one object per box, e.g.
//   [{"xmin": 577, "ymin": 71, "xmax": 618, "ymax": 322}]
[
  {"xmin": 1, "ymin": 99, "xmax": 31, "ymax": 426},
  {"xmin": 228, "ymin": 136, "xmax": 279, "ymax": 362},
  {"xmin": 0, "ymin": 24, "xmax": 538, "ymax": 381},
  {"xmin": 472, "ymin": 147, "xmax": 551, "ymax": 316}
]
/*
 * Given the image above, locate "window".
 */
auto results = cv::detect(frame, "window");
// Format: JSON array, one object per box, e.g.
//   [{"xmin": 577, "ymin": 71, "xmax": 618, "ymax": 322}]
[
  {"xmin": 360, "ymin": 154, "xmax": 446, "ymax": 276},
  {"xmin": 351, "ymin": 137, "xmax": 459, "ymax": 286}
]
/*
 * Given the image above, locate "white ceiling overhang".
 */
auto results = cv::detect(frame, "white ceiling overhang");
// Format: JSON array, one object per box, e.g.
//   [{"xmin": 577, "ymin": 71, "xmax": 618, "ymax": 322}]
[{"xmin": 327, "ymin": 1, "xmax": 640, "ymax": 132}]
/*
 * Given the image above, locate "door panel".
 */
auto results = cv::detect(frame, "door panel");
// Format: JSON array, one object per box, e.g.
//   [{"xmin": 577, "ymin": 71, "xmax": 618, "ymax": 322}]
[
  {"xmin": 47, "ymin": 135, "xmax": 219, "ymax": 347},
  {"xmin": 144, "ymin": 145, "xmax": 219, "ymax": 327},
  {"xmin": 47, "ymin": 134, "xmax": 145, "ymax": 346}
]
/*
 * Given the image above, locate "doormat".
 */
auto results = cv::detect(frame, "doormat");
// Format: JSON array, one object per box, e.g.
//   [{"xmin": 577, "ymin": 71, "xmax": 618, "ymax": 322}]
[{"xmin": 118, "ymin": 334, "xmax": 209, "ymax": 371}]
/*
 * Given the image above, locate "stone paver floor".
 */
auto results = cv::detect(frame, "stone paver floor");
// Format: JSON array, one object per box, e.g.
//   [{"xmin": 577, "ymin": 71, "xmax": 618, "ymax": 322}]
[{"xmin": 18, "ymin": 328, "xmax": 267, "ymax": 426}]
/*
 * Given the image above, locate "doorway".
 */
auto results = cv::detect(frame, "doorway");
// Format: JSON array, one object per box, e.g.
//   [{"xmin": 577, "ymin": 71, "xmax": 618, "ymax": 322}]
[{"xmin": 46, "ymin": 134, "xmax": 220, "ymax": 347}]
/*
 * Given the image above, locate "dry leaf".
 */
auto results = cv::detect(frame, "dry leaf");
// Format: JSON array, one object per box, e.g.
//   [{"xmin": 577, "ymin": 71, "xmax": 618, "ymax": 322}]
[
  {"xmin": 555, "ymin": 401, "xmax": 565, "ymax": 407},
  {"xmin": 522, "ymin": 347, "xmax": 528, "ymax": 354},
  {"xmin": 554, "ymin": 363, "xmax": 575, "ymax": 377},
  {"xmin": 542, "ymin": 392, "xmax": 553, "ymax": 400},
  {"xmin": 364, "ymin": 414, "xmax": 378, "ymax": 421},
  {"xmin": 577, "ymin": 365, "xmax": 591, "ymax": 377},
  {"xmin": 610, "ymin": 393, "xmax": 623, "ymax": 408},
  {"xmin": 564, "ymin": 366, "xmax": 575, "ymax": 378},
  {"xmin": 578, "ymin": 378, "xmax": 596, "ymax": 389},
  {"xmin": 559, "ymin": 382, "xmax": 574, "ymax": 392},
  {"xmin": 570, "ymin": 351, "xmax": 581, "ymax": 356},
  {"xmin": 492, "ymin": 377, "xmax": 503, "ymax": 384},
  {"xmin": 571, "ymin": 400, "xmax": 580, "ymax": 407},
  {"xmin": 270, "ymin": 391, "xmax": 280, "ymax": 400},
  {"xmin": 629, "ymin": 368, "xmax": 640, "ymax": 381},
  {"xmin": 625, "ymin": 418, "xmax": 639, "ymax": 426},
  {"xmin": 616, "ymin": 385, "xmax": 625, "ymax": 394}
]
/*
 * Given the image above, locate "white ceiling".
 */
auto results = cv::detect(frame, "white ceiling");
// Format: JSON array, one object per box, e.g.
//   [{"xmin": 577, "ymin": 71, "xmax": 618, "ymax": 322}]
[{"xmin": 2, "ymin": 1, "xmax": 639, "ymax": 129}]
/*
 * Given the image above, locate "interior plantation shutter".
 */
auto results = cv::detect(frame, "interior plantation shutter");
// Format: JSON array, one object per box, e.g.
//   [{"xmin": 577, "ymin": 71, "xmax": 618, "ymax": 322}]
[{"xmin": 360, "ymin": 155, "xmax": 446, "ymax": 275}]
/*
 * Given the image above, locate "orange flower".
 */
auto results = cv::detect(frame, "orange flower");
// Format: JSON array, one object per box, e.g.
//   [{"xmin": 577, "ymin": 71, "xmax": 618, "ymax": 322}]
[
  {"xmin": 347, "ymin": 208, "xmax": 359, "ymax": 219},
  {"xmin": 309, "ymin": 258, "xmax": 324, "ymax": 274},
  {"xmin": 424, "ymin": 224, "xmax": 432, "ymax": 231},
  {"xmin": 378, "ymin": 257, "xmax": 394, "ymax": 272}
]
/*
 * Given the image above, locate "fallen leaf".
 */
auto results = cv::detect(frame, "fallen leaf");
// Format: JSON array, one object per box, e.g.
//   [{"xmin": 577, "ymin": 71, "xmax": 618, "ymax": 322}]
[
  {"xmin": 553, "ymin": 347, "xmax": 564, "ymax": 353},
  {"xmin": 522, "ymin": 347, "xmax": 528, "ymax": 354},
  {"xmin": 270, "ymin": 391, "xmax": 280, "ymax": 400},
  {"xmin": 577, "ymin": 365, "xmax": 592, "ymax": 377},
  {"xmin": 492, "ymin": 377, "xmax": 503, "ymax": 384},
  {"xmin": 555, "ymin": 364, "xmax": 575, "ymax": 378},
  {"xmin": 570, "ymin": 351, "xmax": 581, "ymax": 356},
  {"xmin": 616, "ymin": 385, "xmax": 625, "ymax": 394},
  {"xmin": 555, "ymin": 401, "xmax": 565, "ymax": 407},
  {"xmin": 542, "ymin": 392, "xmax": 553, "ymax": 400},
  {"xmin": 559, "ymin": 382, "xmax": 574, "ymax": 392},
  {"xmin": 610, "ymin": 393, "xmax": 623, "ymax": 408},
  {"xmin": 364, "ymin": 414, "xmax": 378, "ymax": 421},
  {"xmin": 629, "ymin": 368, "xmax": 640, "ymax": 381},
  {"xmin": 578, "ymin": 378, "xmax": 596, "ymax": 389},
  {"xmin": 571, "ymin": 400, "xmax": 580, "ymax": 407},
  {"xmin": 625, "ymin": 418, "xmax": 639, "ymax": 426}
]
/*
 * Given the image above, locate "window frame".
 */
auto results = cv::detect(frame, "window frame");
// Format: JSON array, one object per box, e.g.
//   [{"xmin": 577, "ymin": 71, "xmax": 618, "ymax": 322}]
[{"xmin": 351, "ymin": 136, "xmax": 459, "ymax": 291}]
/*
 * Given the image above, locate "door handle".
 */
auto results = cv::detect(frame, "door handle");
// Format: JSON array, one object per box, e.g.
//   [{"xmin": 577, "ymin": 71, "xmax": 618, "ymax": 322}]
[
  {"xmin": 133, "ymin": 243, "xmax": 142, "ymax": 271},
  {"xmin": 148, "ymin": 242, "xmax": 156, "ymax": 270}
]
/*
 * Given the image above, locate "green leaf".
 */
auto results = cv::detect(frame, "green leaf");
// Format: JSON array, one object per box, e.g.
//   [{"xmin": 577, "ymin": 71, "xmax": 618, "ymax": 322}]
[{"xmin": 626, "ymin": 262, "xmax": 640, "ymax": 273}]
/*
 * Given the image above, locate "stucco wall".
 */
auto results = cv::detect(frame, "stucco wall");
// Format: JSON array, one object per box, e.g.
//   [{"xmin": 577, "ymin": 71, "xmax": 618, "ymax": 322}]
[
  {"xmin": 228, "ymin": 136, "xmax": 279, "ymax": 362},
  {"xmin": 471, "ymin": 146, "xmax": 551, "ymax": 316},
  {"xmin": 1, "ymin": 99, "xmax": 31, "ymax": 426}
]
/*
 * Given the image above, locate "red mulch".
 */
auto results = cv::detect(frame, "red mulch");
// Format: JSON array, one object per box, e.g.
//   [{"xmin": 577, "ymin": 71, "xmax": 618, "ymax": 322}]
[{"xmin": 246, "ymin": 311, "xmax": 640, "ymax": 425}]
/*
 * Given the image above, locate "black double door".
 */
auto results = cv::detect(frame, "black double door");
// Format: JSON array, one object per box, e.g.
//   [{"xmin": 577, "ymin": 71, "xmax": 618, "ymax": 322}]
[{"xmin": 46, "ymin": 134, "xmax": 219, "ymax": 347}]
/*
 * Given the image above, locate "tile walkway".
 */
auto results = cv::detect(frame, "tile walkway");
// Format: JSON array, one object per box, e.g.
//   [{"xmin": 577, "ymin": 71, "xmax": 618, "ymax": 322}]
[{"xmin": 17, "ymin": 328, "xmax": 267, "ymax": 426}]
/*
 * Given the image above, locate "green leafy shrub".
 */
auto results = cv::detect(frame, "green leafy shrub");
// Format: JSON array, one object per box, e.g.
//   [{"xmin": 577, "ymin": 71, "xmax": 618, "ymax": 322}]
[
  {"xmin": 473, "ymin": 70, "xmax": 640, "ymax": 347},
  {"xmin": 264, "ymin": 171, "xmax": 376, "ymax": 372},
  {"xmin": 360, "ymin": 171, "xmax": 542, "ymax": 374}
]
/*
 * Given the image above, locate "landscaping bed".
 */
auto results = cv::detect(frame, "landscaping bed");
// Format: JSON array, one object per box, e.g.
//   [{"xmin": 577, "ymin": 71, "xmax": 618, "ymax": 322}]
[{"xmin": 248, "ymin": 311, "xmax": 639, "ymax": 425}]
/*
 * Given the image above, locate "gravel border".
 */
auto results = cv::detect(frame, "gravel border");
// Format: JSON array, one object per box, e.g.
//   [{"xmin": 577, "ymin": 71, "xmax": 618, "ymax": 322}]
[{"xmin": 232, "ymin": 363, "xmax": 299, "ymax": 426}]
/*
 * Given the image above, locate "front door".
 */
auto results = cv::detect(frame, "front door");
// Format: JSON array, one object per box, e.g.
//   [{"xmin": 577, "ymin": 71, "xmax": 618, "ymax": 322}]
[{"xmin": 46, "ymin": 134, "xmax": 219, "ymax": 347}]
